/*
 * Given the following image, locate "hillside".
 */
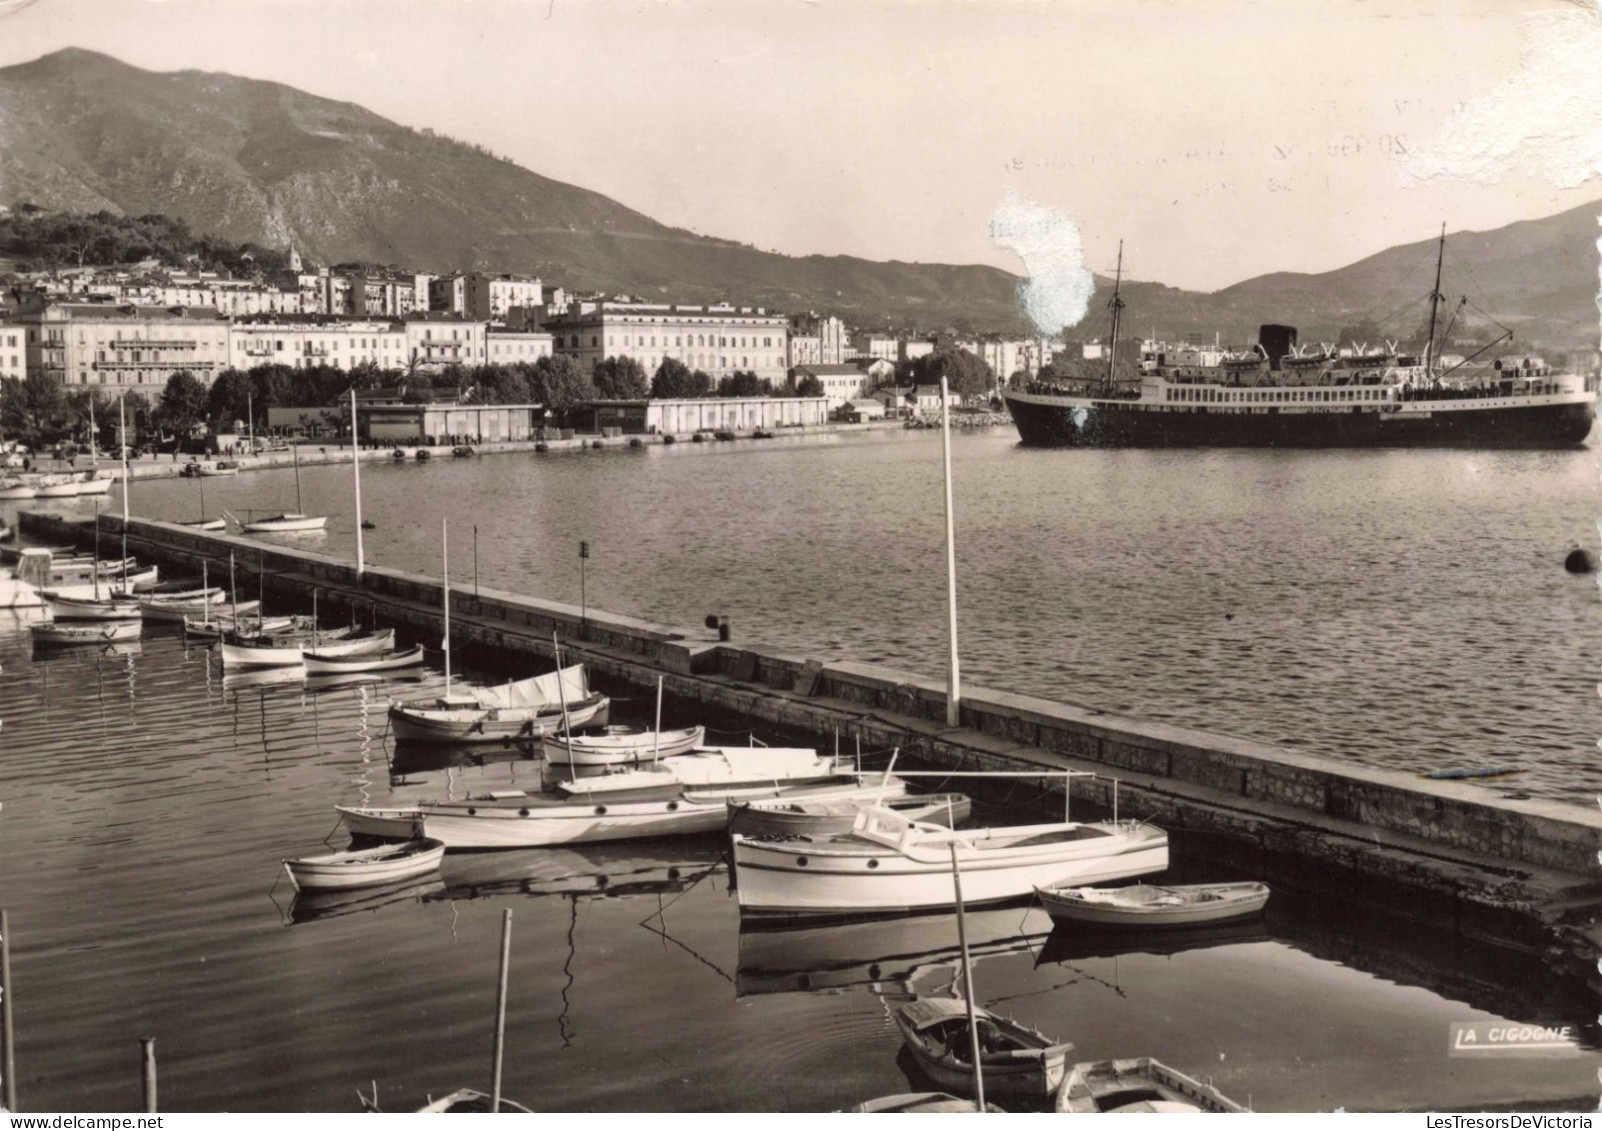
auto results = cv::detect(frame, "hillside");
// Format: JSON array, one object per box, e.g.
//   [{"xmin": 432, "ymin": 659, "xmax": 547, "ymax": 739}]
[
  {"xmin": 0, "ymin": 49, "xmax": 1027, "ymax": 331},
  {"xmin": 0, "ymin": 49, "xmax": 1597, "ymax": 347}
]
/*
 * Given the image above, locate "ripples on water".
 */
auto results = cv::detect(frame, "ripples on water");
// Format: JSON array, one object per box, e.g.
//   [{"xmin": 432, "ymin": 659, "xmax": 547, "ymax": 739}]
[
  {"xmin": 0, "ymin": 620, "xmax": 1598, "ymax": 1112},
  {"xmin": 104, "ymin": 430, "xmax": 1602, "ymax": 802}
]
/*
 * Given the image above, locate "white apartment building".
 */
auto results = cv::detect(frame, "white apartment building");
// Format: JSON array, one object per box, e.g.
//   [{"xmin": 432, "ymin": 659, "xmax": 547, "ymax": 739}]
[
  {"xmin": 788, "ymin": 334, "xmax": 823, "ymax": 367},
  {"xmin": 487, "ymin": 327, "xmax": 554, "ymax": 365},
  {"xmin": 19, "ymin": 304, "xmax": 232, "ymax": 396},
  {"xmin": 228, "ymin": 319, "xmax": 408, "ymax": 371},
  {"xmin": 791, "ymin": 363, "xmax": 867, "ymax": 408},
  {"xmin": 790, "ymin": 314, "xmax": 849, "ymax": 365},
  {"xmin": 0, "ymin": 324, "xmax": 24, "ymax": 381},
  {"xmin": 467, "ymin": 274, "xmax": 543, "ymax": 321},
  {"xmin": 545, "ymin": 301, "xmax": 789, "ymax": 383},
  {"xmin": 404, "ymin": 315, "xmax": 488, "ymax": 371},
  {"xmin": 850, "ymin": 332, "xmax": 899, "ymax": 363}
]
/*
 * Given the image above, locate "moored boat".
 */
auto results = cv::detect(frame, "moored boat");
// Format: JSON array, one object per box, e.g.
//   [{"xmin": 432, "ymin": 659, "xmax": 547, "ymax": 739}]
[
  {"xmin": 388, "ymin": 664, "xmax": 609, "ymax": 744},
  {"xmin": 336, "ymin": 748, "xmax": 882, "ymax": 849},
  {"xmin": 1035, "ymin": 881, "xmax": 1269, "ymax": 928},
  {"xmin": 197, "ymin": 460, "xmax": 240, "ymax": 477},
  {"xmin": 304, "ymin": 643, "xmax": 425, "ymax": 674},
  {"xmin": 135, "ymin": 588, "xmax": 228, "ymax": 621},
  {"xmin": 541, "ymin": 724, "xmax": 706, "ymax": 765},
  {"xmin": 731, "ymin": 805, "xmax": 1168, "ymax": 918},
  {"xmin": 229, "ymin": 510, "xmax": 329, "ymax": 533},
  {"xmin": 180, "ymin": 605, "xmax": 273, "ymax": 637},
  {"xmin": 894, "ymin": 998, "xmax": 1072, "ymax": 1103},
  {"xmin": 178, "ymin": 518, "xmax": 227, "ymax": 532},
  {"xmin": 1054, "ymin": 1058, "xmax": 1247, "ymax": 1113},
  {"xmin": 283, "ymin": 837, "xmax": 446, "ymax": 892},
  {"xmin": 728, "ymin": 790, "xmax": 970, "ymax": 838},
  {"xmin": 46, "ymin": 593, "xmax": 142, "ymax": 620},
  {"xmin": 31, "ymin": 619, "xmax": 141, "ymax": 644},
  {"xmin": 848, "ymin": 1093, "xmax": 1002, "ymax": 1113}
]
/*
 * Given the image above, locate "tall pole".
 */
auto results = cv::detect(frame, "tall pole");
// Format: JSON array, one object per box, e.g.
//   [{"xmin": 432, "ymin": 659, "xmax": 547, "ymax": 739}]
[
  {"xmin": 1106, "ymin": 240, "xmax": 1125, "ymax": 392},
  {"xmin": 247, "ymin": 393, "xmax": 254, "ymax": 454},
  {"xmin": 490, "ymin": 908, "xmax": 513, "ymax": 1114},
  {"xmin": 579, "ymin": 541, "xmax": 589, "ymax": 638},
  {"xmin": 2, "ymin": 908, "xmax": 17, "ymax": 1113},
  {"xmin": 351, "ymin": 388, "xmax": 364, "ymax": 576},
  {"xmin": 1424, "ymin": 222, "xmax": 1446, "ymax": 375},
  {"xmin": 473, "ymin": 525, "xmax": 479, "ymax": 597},
  {"xmin": 939, "ymin": 376, "xmax": 961, "ymax": 727},
  {"xmin": 950, "ymin": 845, "xmax": 985, "ymax": 1112},
  {"xmin": 442, "ymin": 519, "xmax": 452, "ymax": 696},
  {"xmin": 119, "ymin": 395, "xmax": 129, "ymax": 524}
]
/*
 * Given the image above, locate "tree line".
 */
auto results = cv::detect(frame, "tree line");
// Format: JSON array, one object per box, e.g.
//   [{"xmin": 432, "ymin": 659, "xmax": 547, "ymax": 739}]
[{"xmin": 0, "ymin": 207, "xmax": 289, "ymax": 277}]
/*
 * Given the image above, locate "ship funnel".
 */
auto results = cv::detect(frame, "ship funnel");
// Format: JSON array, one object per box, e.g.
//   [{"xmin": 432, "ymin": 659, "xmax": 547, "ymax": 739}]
[{"xmin": 1257, "ymin": 325, "xmax": 1297, "ymax": 371}]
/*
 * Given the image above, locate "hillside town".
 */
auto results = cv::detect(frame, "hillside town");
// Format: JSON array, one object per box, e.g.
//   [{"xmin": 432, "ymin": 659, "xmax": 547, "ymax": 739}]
[{"xmin": 0, "ymin": 206, "xmax": 1081, "ymax": 449}]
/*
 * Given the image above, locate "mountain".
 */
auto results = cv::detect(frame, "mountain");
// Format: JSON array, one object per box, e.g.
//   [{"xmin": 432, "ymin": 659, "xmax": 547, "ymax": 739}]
[
  {"xmin": 0, "ymin": 49, "xmax": 1028, "ymax": 331},
  {"xmin": 0, "ymin": 49, "xmax": 1597, "ymax": 349}
]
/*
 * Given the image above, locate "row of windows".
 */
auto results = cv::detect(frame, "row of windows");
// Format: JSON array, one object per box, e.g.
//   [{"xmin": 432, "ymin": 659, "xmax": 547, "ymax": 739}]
[{"xmin": 1166, "ymin": 386, "xmax": 1392, "ymax": 404}]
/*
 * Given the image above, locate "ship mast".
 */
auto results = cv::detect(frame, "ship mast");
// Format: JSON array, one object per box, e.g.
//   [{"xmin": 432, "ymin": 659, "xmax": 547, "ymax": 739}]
[
  {"xmin": 1105, "ymin": 240, "xmax": 1125, "ymax": 393},
  {"xmin": 1423, "ymin": 222, "xmax": 1445, "ymax": 377}
]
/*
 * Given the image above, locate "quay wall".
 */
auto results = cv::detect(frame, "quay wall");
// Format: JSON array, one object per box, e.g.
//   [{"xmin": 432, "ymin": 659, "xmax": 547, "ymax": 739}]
[{"xmin": 23, "ymin": 509, "xmax": 1602, "ymax": 891}]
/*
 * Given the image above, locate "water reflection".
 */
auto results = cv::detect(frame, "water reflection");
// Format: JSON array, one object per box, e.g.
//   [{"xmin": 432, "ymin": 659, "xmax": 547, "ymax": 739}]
[{"xmin": 288, "ymin": 875, "xmax": 448, "ymax": 925}]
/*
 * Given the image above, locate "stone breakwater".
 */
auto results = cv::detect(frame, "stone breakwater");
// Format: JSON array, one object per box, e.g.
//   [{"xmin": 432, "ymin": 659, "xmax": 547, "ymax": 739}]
[{"xmin": 20, "ymin": 507, "xmax": 1602, "ymax": 992}]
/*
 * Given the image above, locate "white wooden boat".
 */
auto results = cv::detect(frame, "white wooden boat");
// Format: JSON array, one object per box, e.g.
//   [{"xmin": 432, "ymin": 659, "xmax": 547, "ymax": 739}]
[
  {"xmin": 218, "ymin": 638, "xmax": 306, "ymax": 667},
  {"xmin": 389, "ymin": 664, "xmax": 608, "ymax": 744},
  {"xmin": 136, "ymin": 588, "xmax": 228, "ymax": 621},
  {"xmin": 728, "ymin": 790, "xmax": 970, "ymax": 838},
  {"xmin": 304, "ymin": 643, "xmax": 424, "ymax": 674},
  {"xmin": 197, "ymin": 460, "xmax": 240, "ymax": 477},
  {"xmin": 1035, "ymin": 881, "xmax": 1269, "ymax": 928},
  {"xmin": 337, "ymin": 749, "xmax": 877, "ymax": 849},
  {"xmin": 0, "ymin": 478, "xmax": 38, "ymax": 499},
  {"xmin": 31, "ymin": 619, "xmax": 141, "ymax": 644},
  {"xmin": 895, "ymin": 998, "xmax": 1072, "ymax": 1103},
  {"xmin": 218, "ymin": 624, "xmax": 361, "ymax": 666},
  {"xmin": 72, "ymin": 473, "xmax": 114, "ymax": 496},
  {"xmin": 181, "ymin": 605, "xmax": 271, "ymax": 636},
  {"xmin": 416, "ymin": 1089, "xmax": 534, "ymax": 1113},
  {"xmin": 1054, "ymin": 1058, "xmax": 1247, "ymax": 1113},
  {"xmin": 178, "ymin": 518, "xmax": 227, "ymax": 532},
  {"xmin": 848, "ymin": 1094, "xmax": 1002, "ymax": 1113},
  {"xmin": 33, "ymin": 474, "xmax": 85, "ymax": 498},
  {"xmin": 282, "ymin": 837, "xmax": 446, "ymax": 892},
  {"xmin": 541, "ymin": 724, "xmax": 706, "ymax": 765},
  {"xmin": 731, "ymin": 805, "xmax": 1169, "ymax": 918},
  {"xmin": 301, "ymin": 627, "xmax": 395, "ymax": 658},
  {"xmin": 230, "ymin": 511, "xmax": 329, "ymax": 533},
  {"xmin": 46, "ymin": 593, "xmax": 143, "ymax": 620}
]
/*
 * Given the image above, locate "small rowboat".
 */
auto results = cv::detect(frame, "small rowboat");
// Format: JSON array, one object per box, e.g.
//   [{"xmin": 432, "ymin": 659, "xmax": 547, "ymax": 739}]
[
  {"xmin": 1035, "ymin": 881, "xmax": 1270, "ymax": 928},
  {"xmin": 416, "ymin": 1090, "xmax": 533, "ymax": 1113},
  {"xmin": 229, "ymin": 511, "xmax": 329, "ymax": 534},
  {"xmin": 180, "ymin": 605, "xmax": 272, "ymax": 637},
  {"xmin": 541, "ymin": 724, "xmax": 706, "ymax": 765},
  {"xmin": 283, "ymin": 837, "xmax": 446, "ymax": 892},
  {"xmin": 894, "ymin": 998, "xmax": 1072, "ymax": 1103},
  {"xmin": 197, "ymin": 460, "xmax": 240, "ymax": 477},
  {"xmin": 304, "ymin": 644, "xmax": 425, "ymax": 674},
  {"xmin": 137, "ymin": 588, "xmax": 228, "ymax": 621},
  {"xmin": 31, "ymin": 620, "xmax": 141, "ymax": 644},
  {"xmin": 848, "ymin": 1094, "xmax": 1003, "ymax": 1113},
  {"xmin": 728, "ymin": 790, "xmax": 969, "ymax": 838},
  {"xmin": 178, "ymin": 518, "xmax": 227, "ymax": 532},
  {"xmin": 1054, "ymin": 1058, "xmax": 1247, "ymax": 1113}
]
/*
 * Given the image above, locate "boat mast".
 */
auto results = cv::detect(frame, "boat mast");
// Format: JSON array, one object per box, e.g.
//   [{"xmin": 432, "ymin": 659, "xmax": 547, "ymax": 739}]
[
  {"xmin": 441, "ymin": 518, "xmax": 451, "ymax": 696},
  {"xmin": 949, "ymin": 844, "xmax": 986, "ymax": 1112},
  {"xmin": 88, "ymin": 396, "xmax": 98, "ymax": 468},
  {"xmin": 1105, "ymin": 241, "xmax": 1125, "ymax": 393},
  {"xmin": 92, "ymin": 498, "xmax": 102, "ymax": 602},
  {"xmin": 293, "ymin": 445, "xmax": 303, "ymax": 516},
  {"xmin": 1424, "ymin": 222, "xmax": 1446, "ymax": 376},
  {"xmin": 119, "ymin": 395, "xmax": 129, "ymax": 525},
  {"xmin": 351, "ymin": 388, "xmax": 364, "ymax": 576},
  {"xmin": 940, "ymin": 375, "xmax": 960, "ymax": 728}
]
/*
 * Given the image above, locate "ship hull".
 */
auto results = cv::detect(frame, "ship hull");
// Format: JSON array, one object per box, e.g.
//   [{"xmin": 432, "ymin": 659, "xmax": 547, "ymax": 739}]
[{"xmin": 1004, "ymin": 392, "xmax": 1596, "ymax": 449}]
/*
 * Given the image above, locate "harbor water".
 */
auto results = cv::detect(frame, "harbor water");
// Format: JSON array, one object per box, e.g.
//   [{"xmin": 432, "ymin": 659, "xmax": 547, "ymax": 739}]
[
  {"xmin": 0, "ymin": 624, "xmax": 1597, "ymax": 1112},
  {"xmin": 105, "ymin": 427, "xmax": 1602, "ymax": 802},
  {"xmin": 0, "ymin": 429, "xmax": 1598, "ymax": 1111}
]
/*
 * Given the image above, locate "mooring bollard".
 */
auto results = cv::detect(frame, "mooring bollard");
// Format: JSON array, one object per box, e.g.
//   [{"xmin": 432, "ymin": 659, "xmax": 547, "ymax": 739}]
[{"xmin": 140, "ymin": 1037, "xmax": 157, "ymax": 1113}]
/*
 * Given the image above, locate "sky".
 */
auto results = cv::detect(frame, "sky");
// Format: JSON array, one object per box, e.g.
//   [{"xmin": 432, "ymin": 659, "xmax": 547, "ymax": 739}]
[{"xmin": 0, "ymin": 0, "xmax": 1599, "ymax": 292}]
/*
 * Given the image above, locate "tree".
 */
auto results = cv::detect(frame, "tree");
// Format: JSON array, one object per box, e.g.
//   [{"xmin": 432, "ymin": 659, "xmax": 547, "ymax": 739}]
[
  {"xmin": 207, "ymin": 369, "xmax": 255, "ymax": 430},
  {"xmin": 154, "ymin": 372, "xmax": 210, "ymax": 437},
  {"xmin": 471, "ymin": 365, "xmax": 534, "ymax": 404},
  {"xmin": 65, "ymin": 388, "xmax": 115, "ymax": 449},
  {"xmin": 716, "ymin": 370, "xmax": 773, "ymax": 397},
  {"xmin": 908, "ymin": 349, "xmax": 995, "ymax": 399},
  {"xmin": 0, "ymin": 371, "xmax": 70, "ymax": 446},
  {"xmin": 651, "ymin": 358, "xmax": 711, "ymax": 399},
  {"xmin": 795, "ymin": 374, "xmax": 824, "ymax": 397},
  {"xmin": 593, "ymin": 356, "xmax": 650, "ymax": 399},
  {"xmin": 529, "ymin": 355, "xmax": 596, "ymax": 422}
]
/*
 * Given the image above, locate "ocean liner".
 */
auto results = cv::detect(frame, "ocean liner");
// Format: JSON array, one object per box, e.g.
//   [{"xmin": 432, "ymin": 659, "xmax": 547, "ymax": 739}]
[{"xmin": 1004, "ymin": 231, "xmax": 1597, "ymax": 448}]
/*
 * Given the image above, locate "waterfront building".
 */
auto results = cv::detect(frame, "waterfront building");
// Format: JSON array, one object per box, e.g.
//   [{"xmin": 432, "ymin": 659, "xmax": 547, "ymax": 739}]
[
  {"xmin": 900, "ymin": 338, "xmax": 936, "ymax": 362},
  {"xmin": 487, "ymin": 327, "xmax": 555, "ymax": 364},
  {"xmin": 837, "ymin": 398, "xmax": 886, "ymax": 423},
  {"xmin": 850, "ymin": 331, "xmax": 899, "ymax": 363},
  {"xmin": 788, "ymin": 333, "xmax": 822, "ymax": 367},
  {"xmin": 577, "ymin": 395, "xmax": 829, "ymax": 435},
  {"xmin": 403, "ymin": 314, "xmax": 488, "ymax": 371},
  {"xmin": 872, "ymin": 386, "xmax": 913, "ymax": 416},
  {"xmin": 790, "ymin": 313, "xmax": 849, "ymax": 364},
  {"xmin": 356, "ymin": 401, "xmax": 542, "ymax": 443},
  {"xmin": 791, "ymin": 363, "xmax": 868, "ymax": 407},
  {"xmin": 18, "ymin": 303, "xmax": 231, "ymax": 396},
  {"xmin": 849, "ymin": 356, "xmax": 897, "ymax": 386},
  {"xmin": 0, "ymin": 323, "xmax": 25, "ymax": 380},
  {"xmin": 545, "ymin": 300, "xmax": 788, "ymax": 383},
  {"xmin": 228, "ymin": 317, "xmax": 408, "ymax": 371},
  {"xmin": 910, "ymin": 385, "xmax": 946, "ymax": 412}
]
